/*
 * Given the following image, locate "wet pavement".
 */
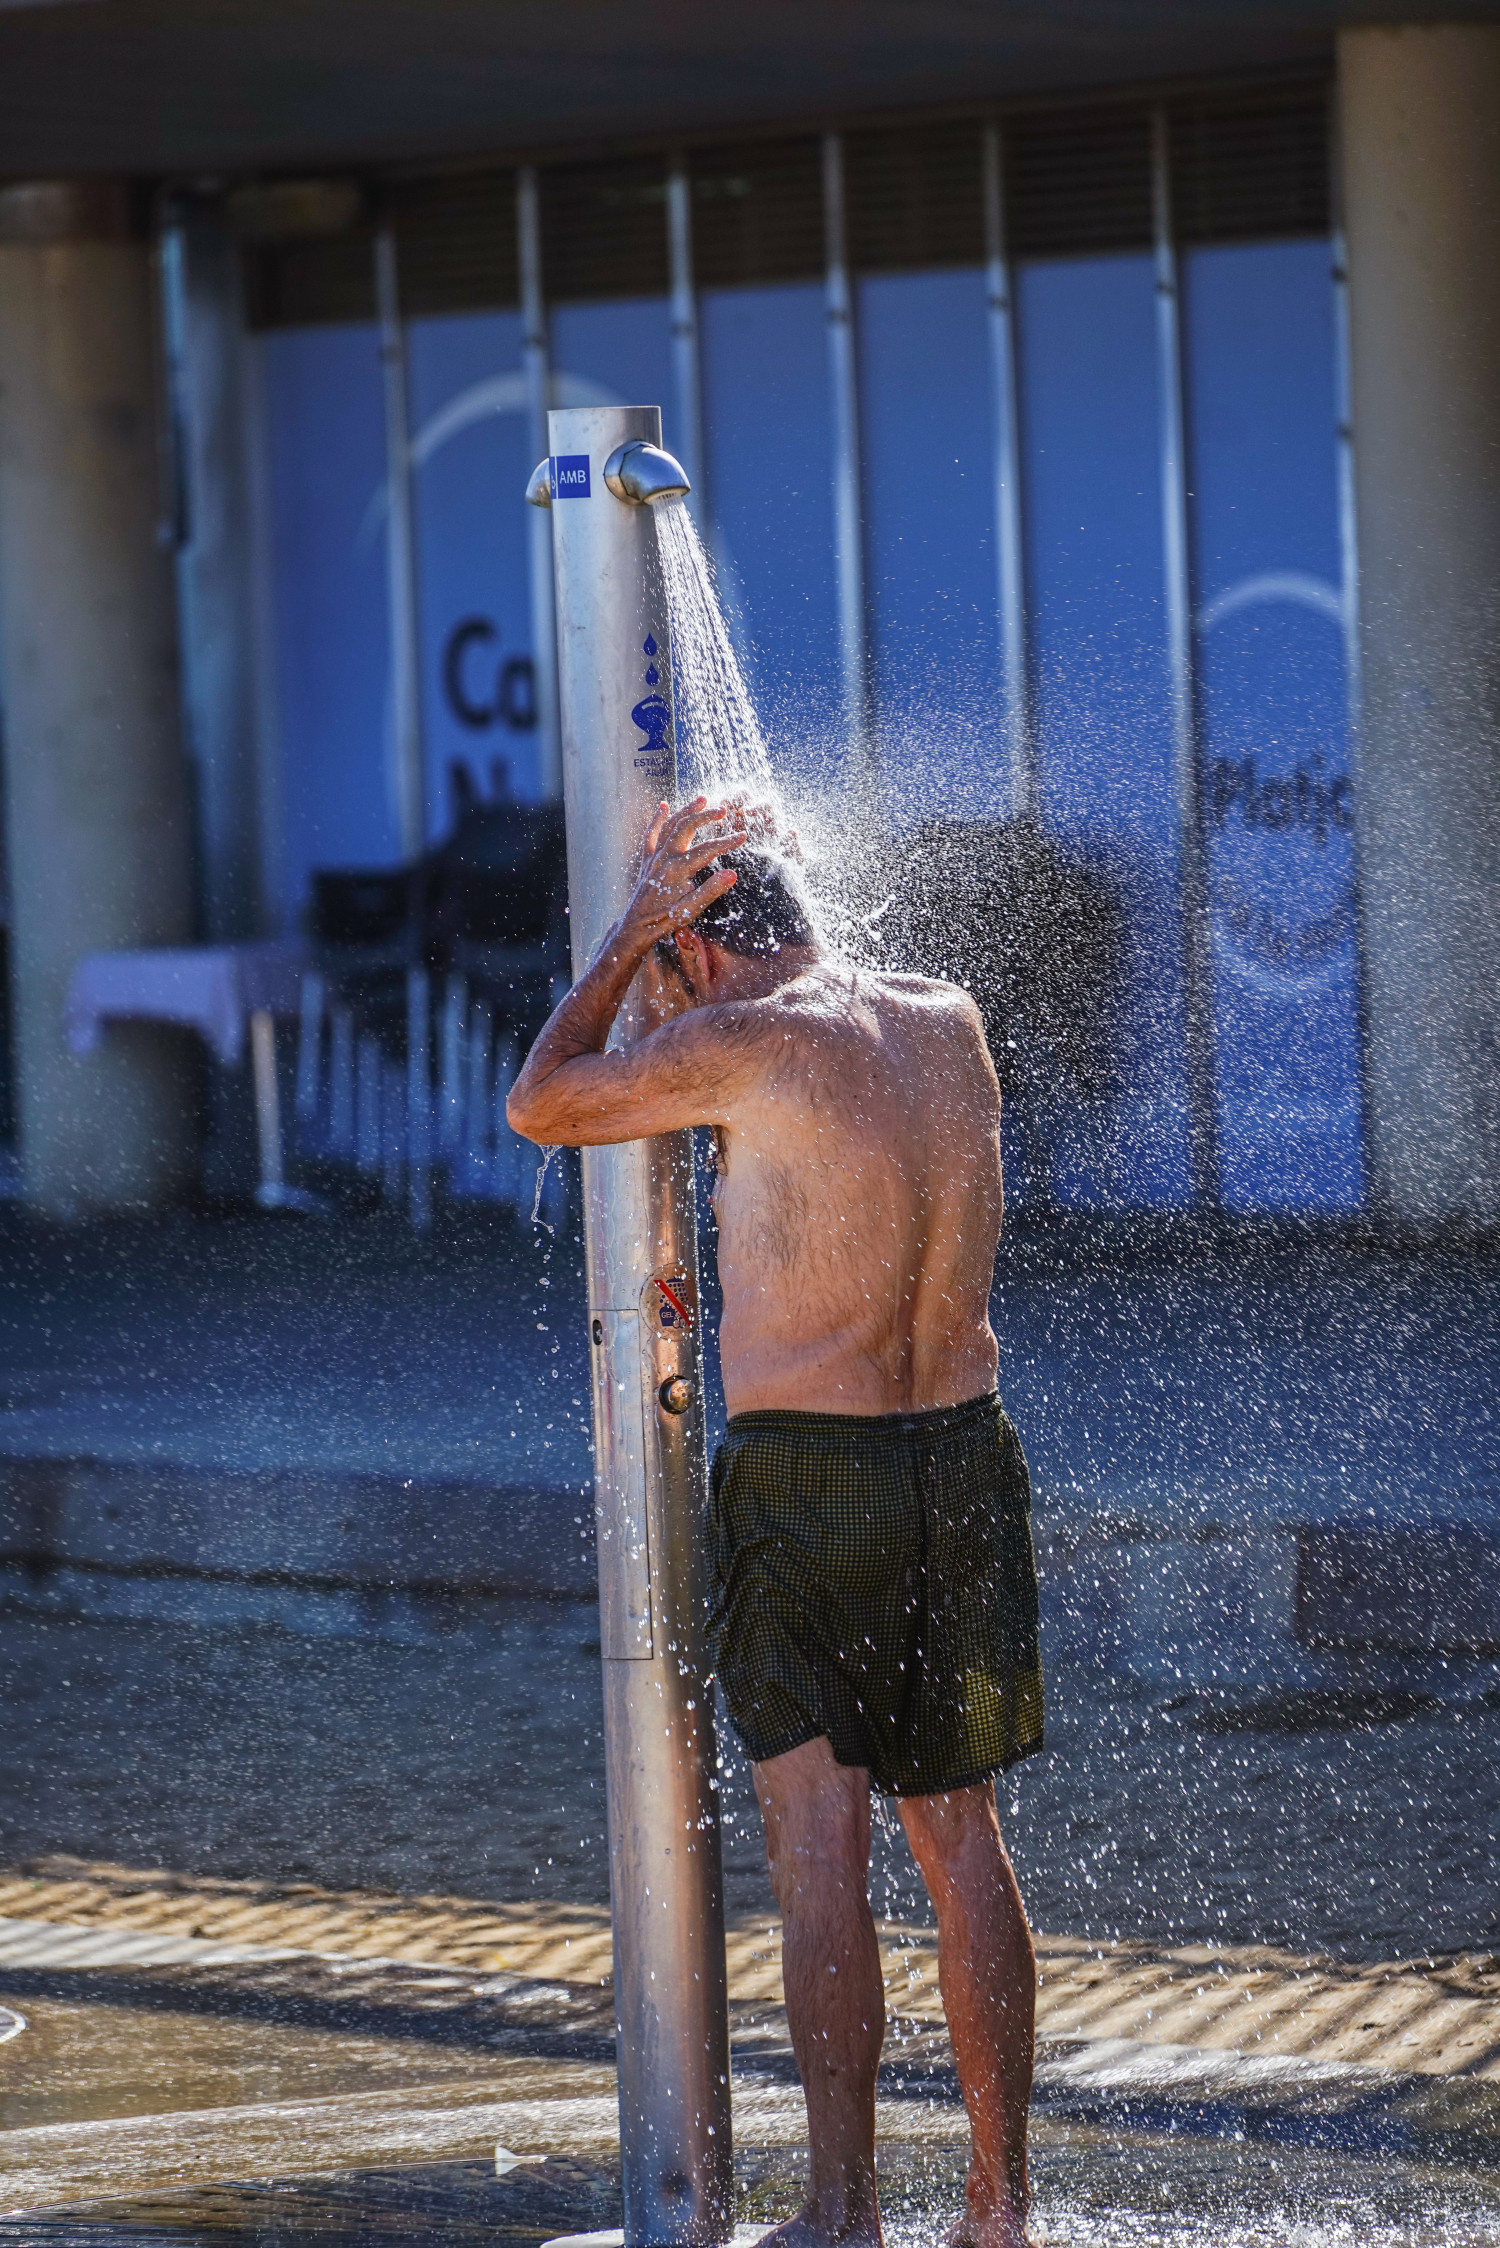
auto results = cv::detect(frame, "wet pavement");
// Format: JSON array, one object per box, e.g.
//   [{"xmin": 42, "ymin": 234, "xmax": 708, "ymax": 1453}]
[
  {"xmin": 1, "ymin": 1590, "xmax": 1499, "ymax": 2238},
  {"xmin": 3, "ymin": 1592, "xmax": 1498, "ymax": 1962},
  {"xmin": 1, "ymin": 1210, "xmax": 1497, "ymax": 2239},
  {"xmin": 0, "ymin": 1204, "xmax": 1495, "ymax": 1531},
  {"xmin": 7, "ymin": 2142, "xmax": 1500, "ymax": 2248},
  {"xmin": 2, "ymin": 1888, "xmax": 1500, "ymax": 2241},
  {"xmin": 4, "ymin": 1999, "xmax": 1500, "ymax": 2245}
]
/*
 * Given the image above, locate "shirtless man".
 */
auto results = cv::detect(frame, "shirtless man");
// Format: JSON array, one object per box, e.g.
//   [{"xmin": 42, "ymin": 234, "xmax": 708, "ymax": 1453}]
[{"xmin": 508, "ymin": 798, "xmax": 1045, "ymax": 2248}]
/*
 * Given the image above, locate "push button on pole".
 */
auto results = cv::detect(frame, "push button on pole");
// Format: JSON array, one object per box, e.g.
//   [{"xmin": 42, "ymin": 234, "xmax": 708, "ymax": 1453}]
[{"xmin": 659, "ymin": 1375, "xmax": 695, "ymax": 1416}]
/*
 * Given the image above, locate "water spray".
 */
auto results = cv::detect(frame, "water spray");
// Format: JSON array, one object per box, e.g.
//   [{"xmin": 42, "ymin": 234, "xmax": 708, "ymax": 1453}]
[{"xmin": 527, "ymin": 405, "xmax": 733, "ymax": 2248}]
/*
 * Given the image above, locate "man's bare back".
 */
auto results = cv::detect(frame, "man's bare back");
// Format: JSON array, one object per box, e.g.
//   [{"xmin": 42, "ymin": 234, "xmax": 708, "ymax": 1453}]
[{"xmin": 705, "ymin": 961, "xmax": 1001, "ymax": 1418}]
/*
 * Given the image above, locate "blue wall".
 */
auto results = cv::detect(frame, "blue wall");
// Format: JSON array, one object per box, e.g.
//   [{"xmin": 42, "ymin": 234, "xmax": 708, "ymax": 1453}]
[
  {"xmin": 857, "ymin": 267, "xmax": 1004, "ymax": 829},
  {"xmin": 262, "ymin": 322, "xmax": 394, "ymax": 923},
  {"xmin": 255, "ymin": 232, "xmax": 1363, "ymax": 1213},
  {"xmin": 1018, "ymin": 253, "xmax": 1195, "ymax": 1207},
  {"xmin": 407, "ymin": 310, "xmax": 536, "ymax": 826},
  {"xmin": 1183, "ymin": 239, "xmax": 1365, "ymax": 1212},
  {"xmin": 699, "ymin": 282, "xmax": 841, "ymax": 790}
]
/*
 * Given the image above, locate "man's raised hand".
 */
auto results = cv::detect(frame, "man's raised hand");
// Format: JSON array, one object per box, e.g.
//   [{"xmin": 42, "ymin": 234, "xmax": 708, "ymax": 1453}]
[
  {"xmin": 731, "ymin": 794, "xmax": 804, "ymax": 863},
  {"xmin": 624, "ymin": 796, "xmax": 746, "ymax": 950}
]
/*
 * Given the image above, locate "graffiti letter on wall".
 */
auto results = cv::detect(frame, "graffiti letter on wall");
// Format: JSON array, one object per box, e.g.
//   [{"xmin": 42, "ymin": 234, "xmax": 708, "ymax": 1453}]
[{"xmin": 443, "ymin": 617, "xmax": 537, "ymax": 732}]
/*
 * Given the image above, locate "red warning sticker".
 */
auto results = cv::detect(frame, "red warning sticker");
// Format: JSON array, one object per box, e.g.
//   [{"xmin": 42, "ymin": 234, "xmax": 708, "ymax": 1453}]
[{"xmin": 653, "ymin": 1274, "xmax": 694, "ymax": 1331}]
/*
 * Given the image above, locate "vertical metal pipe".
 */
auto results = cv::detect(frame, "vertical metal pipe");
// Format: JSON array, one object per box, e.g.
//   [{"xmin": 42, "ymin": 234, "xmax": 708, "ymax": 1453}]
[
  {"xmin": 982, "ymin": 123, "xmax": 1035, "ymax": 821},
  {"xmin": 357, "ymin": 1031, "xmax": 382, "ymax": 1175},
  {"xmin": 374, "ymin": 223, "xmax": 427, "ymax": 860},
  {"xmin": 242, "ymin": 296, "xmax": 289, "ymax": 934},
  {"xmin": 822, "ymin": 134, "xmax": 875, "ymax": 779},
  {"xmin": 406, "ymin": 964, "xmax": 433, "ymax": 1230},
  {"xmin": 544, "ymin": 402, "xmax": 732, "ymax": 2248},
  {"xmin": 158, "ymin": 198, "xmax": 265, "ymax": 943},
  {"xmin": 1330, "ymin": 129, "xmax": 1375, "ymax": 1195},
  {"xmin": 1151, "ymin": 107, "xmax": 1219, "ymax": 1208},
  {"xmin": 250, "ymin": 1009, "xmax": 284, "ymax": 1197},
  {"xmin": 667, "ymin": 158, "xmax": 707, "ymax": 529},
  {"xmin": 328, "ymin": 1005, "xmax": 355, "ymax": 1154},
  {"xmin": 294, "ymin": 969, "xmax": 324, "ymax": 1123},
  {"xmin": 518, "ymin": 169, "xmax": 563, "ymax": 799}
]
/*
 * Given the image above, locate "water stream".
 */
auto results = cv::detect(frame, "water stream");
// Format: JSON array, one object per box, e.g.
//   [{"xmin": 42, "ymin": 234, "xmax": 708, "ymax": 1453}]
[
  {"xmin": 654, "ymin": 495, "xmax": 889, "ymax": 953},
  {"xmin": 654, "ymin": 498, "xmax": 779, "ymax": 813}
]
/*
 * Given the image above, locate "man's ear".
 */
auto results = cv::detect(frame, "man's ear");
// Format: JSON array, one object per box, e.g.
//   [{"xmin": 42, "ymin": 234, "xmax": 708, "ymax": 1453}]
[{"xmin": 676, "ymin": 926, "xmax": 711, "ymax": 999}]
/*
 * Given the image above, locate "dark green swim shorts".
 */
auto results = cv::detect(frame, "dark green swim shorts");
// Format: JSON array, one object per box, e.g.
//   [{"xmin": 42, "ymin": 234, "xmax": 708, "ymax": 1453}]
[{"xmin": 707, "ymin": 1391, "xmax": 1044, "ymax": 1796}]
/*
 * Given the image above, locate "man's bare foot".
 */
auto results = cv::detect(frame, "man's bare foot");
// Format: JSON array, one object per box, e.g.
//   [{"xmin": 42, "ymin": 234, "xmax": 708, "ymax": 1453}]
[
  {"xmin": 757, "ymin": 2199, "xmax": 883, "ymax": 2248},
  {"xmin": 946, "ymin": 2189, "xmax": 1037, "ymax": 2248}
]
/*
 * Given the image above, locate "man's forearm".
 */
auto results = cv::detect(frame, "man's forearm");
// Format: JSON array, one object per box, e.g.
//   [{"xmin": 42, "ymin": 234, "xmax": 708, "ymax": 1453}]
[
  {"xmin": 508, "ymin": 793, "xmax": 742, "ymax": 1142},
  {"xmin": 509, "ymin": 913, "xmax": 649, "ymax": 1126}
]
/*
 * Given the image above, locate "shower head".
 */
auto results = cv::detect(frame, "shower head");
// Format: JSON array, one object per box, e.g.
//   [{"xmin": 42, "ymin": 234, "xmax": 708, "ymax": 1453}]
[{"xmin": 603, "ymin": 441, "xmax": 690, "ymax": 506}]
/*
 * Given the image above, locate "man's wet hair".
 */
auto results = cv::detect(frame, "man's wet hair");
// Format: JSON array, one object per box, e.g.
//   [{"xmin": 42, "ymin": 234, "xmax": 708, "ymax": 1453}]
[
  {"xmin": 697, "ymin": 846, "xmax": 817, "ymax": 955},
  {"xmin": 658, "ymin": 846, "xmax": 817, "ymax": 980}
]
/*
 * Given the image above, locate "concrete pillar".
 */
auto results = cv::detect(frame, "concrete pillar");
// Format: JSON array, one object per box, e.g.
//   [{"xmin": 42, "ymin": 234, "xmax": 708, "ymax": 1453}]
[
  {"xmin": 0, "ymin": 180, "xmax": 197, "ymax": 1218},
  {"xmin": 162, "ymin": 197, "xmax": 266, "ymax": 945},
  {"xmin": 1339, "ymin": 27, "xmax": 1500, "ymax": 1229}
]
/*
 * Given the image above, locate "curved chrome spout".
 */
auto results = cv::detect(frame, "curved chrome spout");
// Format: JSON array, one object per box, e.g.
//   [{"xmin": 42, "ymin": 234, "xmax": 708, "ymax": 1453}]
[
  {"xmin": 604, "ymin": 439, "xmax": 690, "ymax": 506},
  {"xmin": 524, "ymin": 457, "xmax": 552, "ymax": 509}
]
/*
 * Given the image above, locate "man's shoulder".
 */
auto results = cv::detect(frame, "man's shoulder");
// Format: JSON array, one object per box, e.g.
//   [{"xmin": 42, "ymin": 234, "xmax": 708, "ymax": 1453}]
[
  {"xmin": 869, "ymin": 973, "xmax": 997, "ymax": 1092},
  {"xmin": 684, "ymin": 965, "xmax": 981, "ymax": 1062},
  {"xmin": 751, "ymin": 966, "xmax": 981, "ymax": 1036},
  {"xmin": 683, "ymin": 974, "xmax": 846, "ymax": 1074},
  {"xmin": 874, "ymin": 968, "xmax": 978, "ymax": 1007},
  {"xmin": 868, "ymin": 969, "xmax": 988, "ymax": 1035}
]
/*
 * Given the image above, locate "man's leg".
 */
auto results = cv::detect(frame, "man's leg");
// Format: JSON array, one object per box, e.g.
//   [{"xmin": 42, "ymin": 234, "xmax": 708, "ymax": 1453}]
[
  {"xmin": 753, "ymin": 1736, "xmax": 885, "ymax": 2248},
  {"xmin": 899, "ymin": 1785, "xmax": 1035, "ymax": 2248}
]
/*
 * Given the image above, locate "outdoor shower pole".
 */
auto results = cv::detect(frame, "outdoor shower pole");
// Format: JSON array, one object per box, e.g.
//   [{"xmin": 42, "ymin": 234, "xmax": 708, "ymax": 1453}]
[{"xmin": 532, "ymin": 402, "xmax": 733, "ymax": 2248}]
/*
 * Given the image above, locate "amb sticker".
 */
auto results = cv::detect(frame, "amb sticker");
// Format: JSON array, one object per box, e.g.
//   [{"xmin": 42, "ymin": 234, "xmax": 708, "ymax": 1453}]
[{"xmin": 552, "ymin": 453, "xmax": 591, "ymax": 499}]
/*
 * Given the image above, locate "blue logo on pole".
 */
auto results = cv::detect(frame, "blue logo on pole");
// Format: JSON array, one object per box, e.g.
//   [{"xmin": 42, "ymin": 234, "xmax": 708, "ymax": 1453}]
[
  {"xmin": 553, "ymin": 454, "xmax": 591, "ymax": 499},
  {"xmin": 632, "ymin": 633, "xmax": 670, "ymax": 776}
]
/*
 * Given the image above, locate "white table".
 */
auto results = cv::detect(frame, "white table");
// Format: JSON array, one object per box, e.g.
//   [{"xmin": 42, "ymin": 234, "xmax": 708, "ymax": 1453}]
[{"xmin": 65, "ymin": 940, "xmax": 319, "ymax": 1208}]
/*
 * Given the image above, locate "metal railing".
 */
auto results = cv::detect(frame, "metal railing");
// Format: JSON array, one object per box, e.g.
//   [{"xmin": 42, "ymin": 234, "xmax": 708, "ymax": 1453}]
[{"xmin": 292, "ymin": 964, "xmax": 566, "ymax": 1230}]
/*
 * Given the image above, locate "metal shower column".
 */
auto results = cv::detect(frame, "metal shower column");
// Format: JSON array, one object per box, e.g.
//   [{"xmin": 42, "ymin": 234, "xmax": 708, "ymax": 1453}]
[{"xmin": 529, "ymin": 402, "xmax": 733, "ymax": 2248}]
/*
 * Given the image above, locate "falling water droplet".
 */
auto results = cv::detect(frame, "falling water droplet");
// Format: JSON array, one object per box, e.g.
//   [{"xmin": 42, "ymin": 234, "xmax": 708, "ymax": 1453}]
[{"xmin": 531, "ymin": 1147, "xmax": 558, "ymax": 1233}]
